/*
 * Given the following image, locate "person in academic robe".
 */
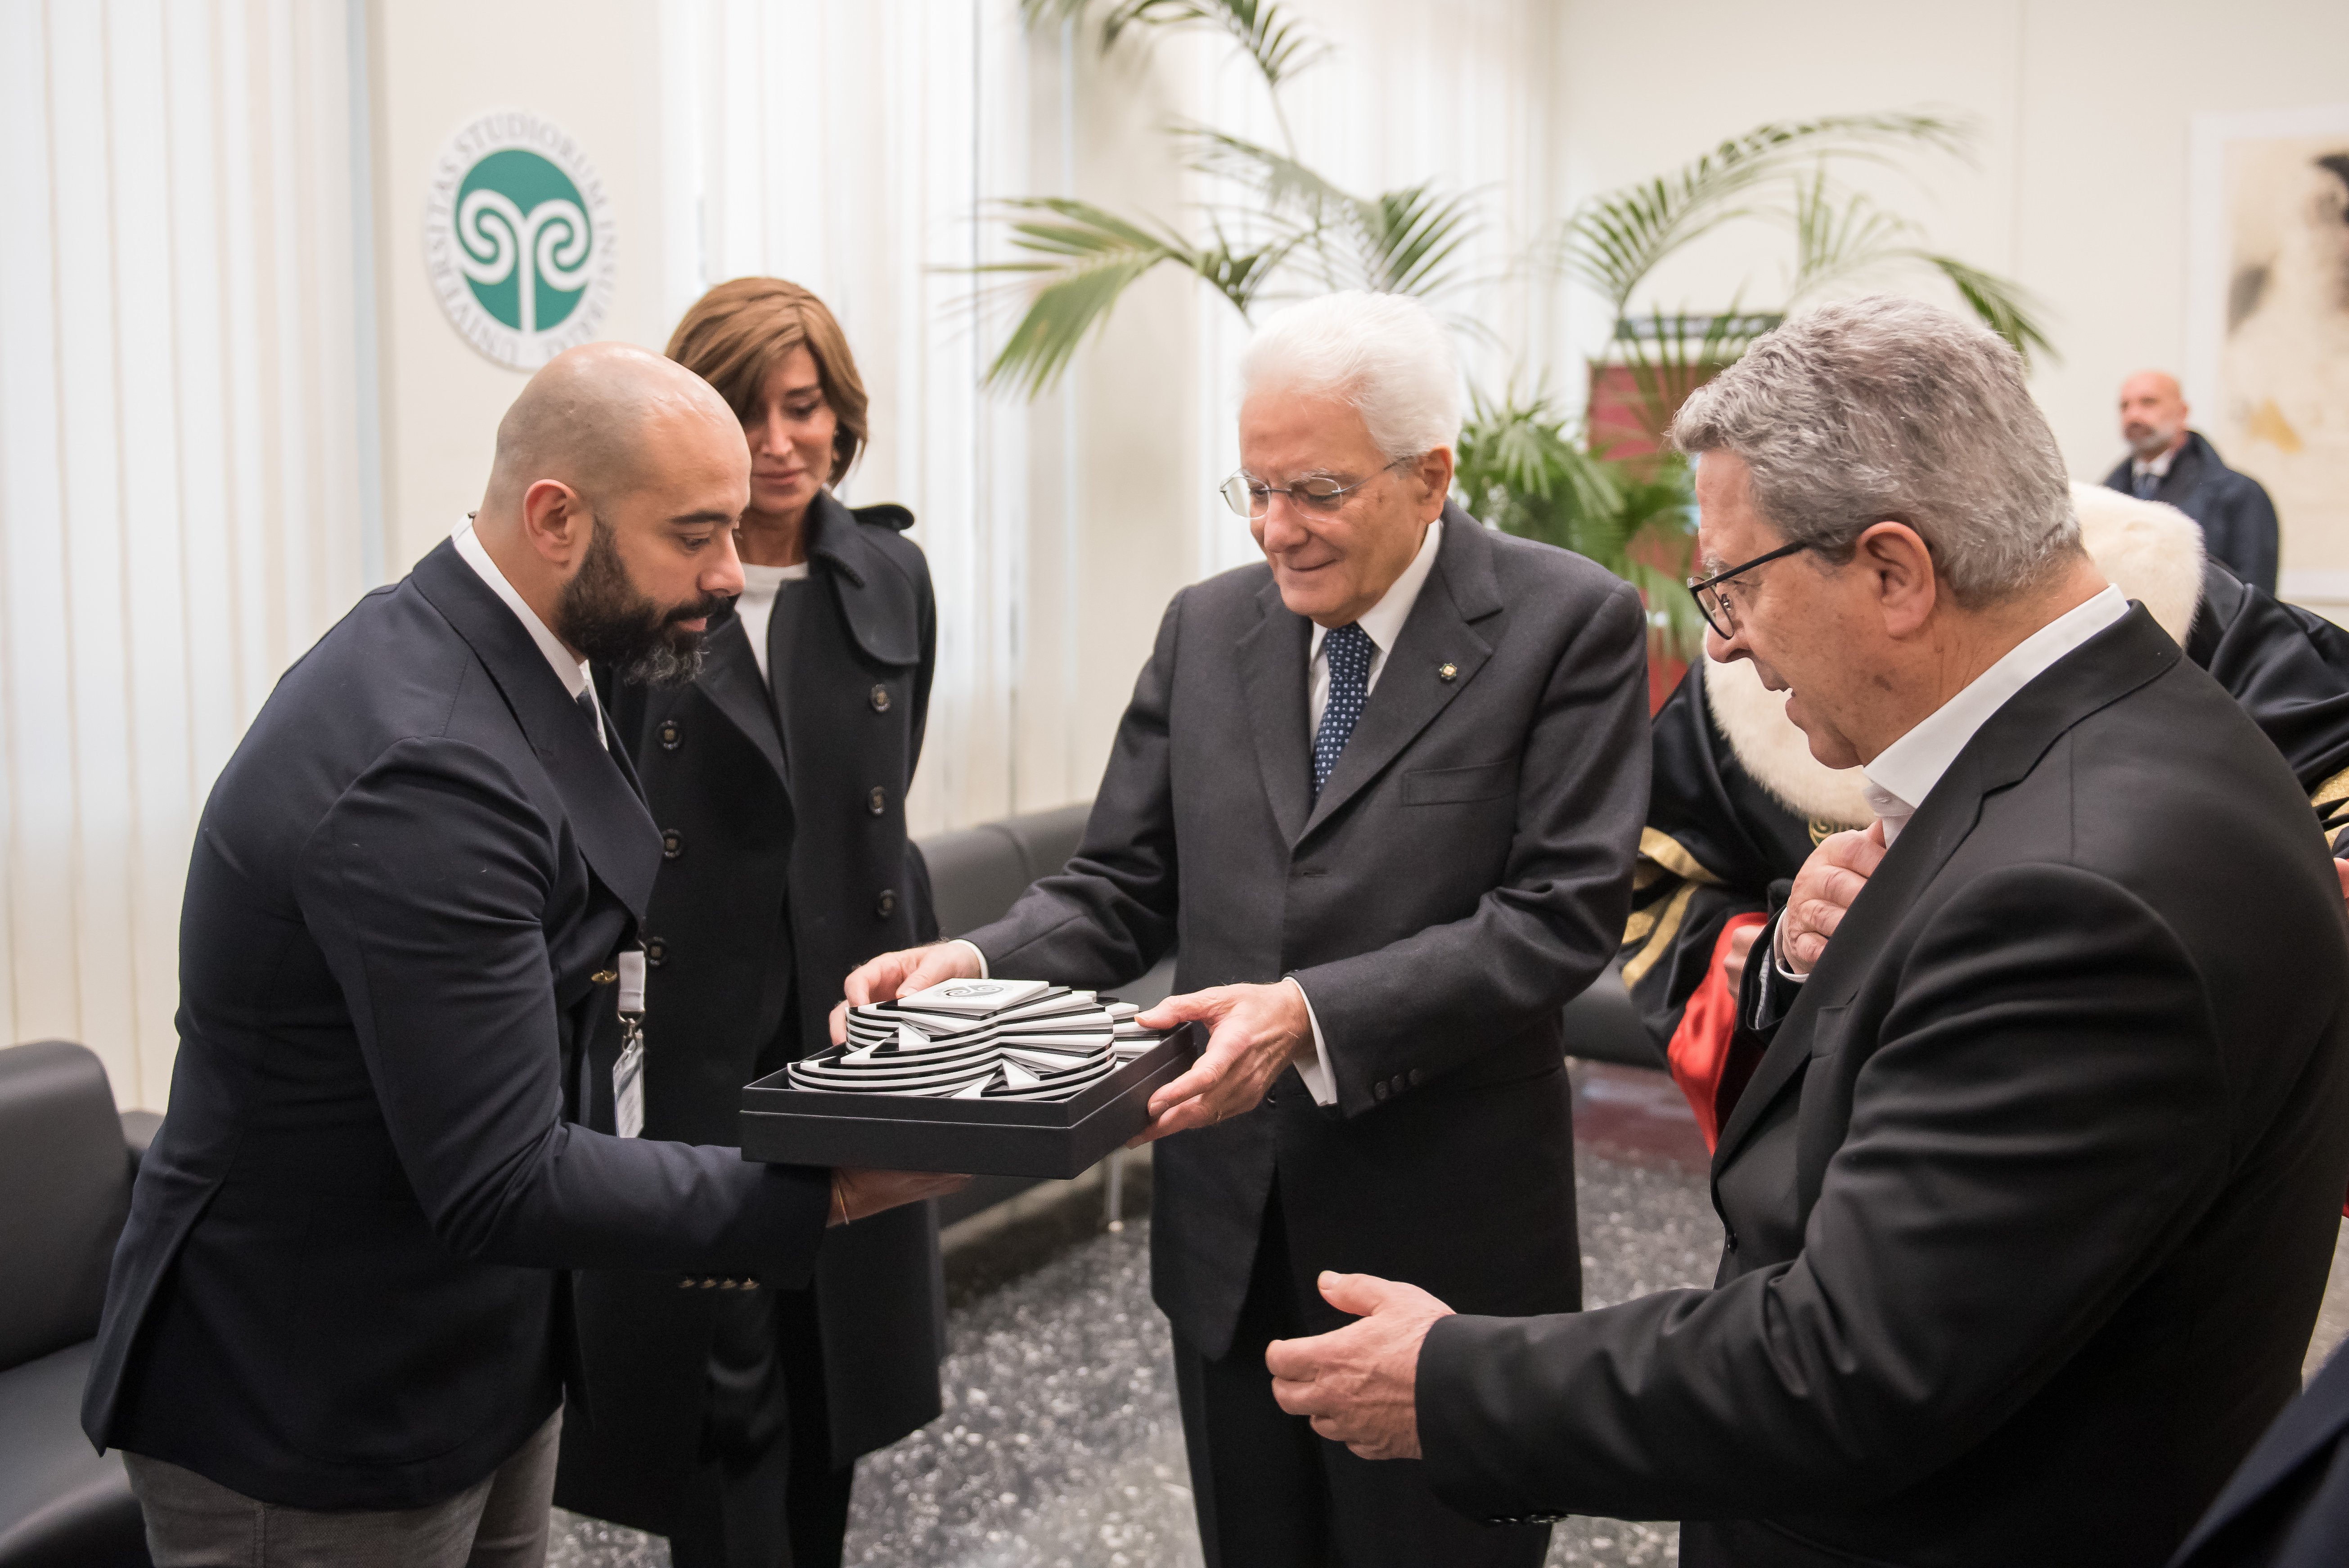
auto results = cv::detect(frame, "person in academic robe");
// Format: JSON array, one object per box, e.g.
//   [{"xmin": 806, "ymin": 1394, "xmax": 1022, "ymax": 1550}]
[
  {"xmin": 553, "ymin": 279, "xmax": 944, "ymax": 1568},
  {"xmin": 1626, "ymin": 481, "xmax": 2349, "ymax": 1148},
  {"xmin": 1265, "ymin": 296, "xmax": 2349, "ymax": 1568}
]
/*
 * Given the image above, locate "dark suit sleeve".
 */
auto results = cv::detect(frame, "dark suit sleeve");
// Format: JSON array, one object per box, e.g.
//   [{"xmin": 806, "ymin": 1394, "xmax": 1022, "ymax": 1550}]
[
  {"xmin": 297, "ymin": 735, "xmax": 831, "ymax": 1278},
  {"xmin": 1290, "ymin": 580, "xmax": 1650, "ymax": 1102},
  {"xmin": 966, "ymin": 590, "xmax": 1187, "ymax": 986},
  {"xmin": 2191, "ymin": 563, "xmax": 2349, "ymax": 838},
  {"xmin": 1419, "ymin": 863, "xmax": 2229, "ymax": 1521}
]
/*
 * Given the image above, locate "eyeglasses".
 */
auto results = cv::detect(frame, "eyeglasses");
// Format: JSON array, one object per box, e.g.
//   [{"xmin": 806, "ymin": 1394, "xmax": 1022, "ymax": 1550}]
[
  {"xmin": 1219, "ymin": 458, "xmax": 1412, "ymax": 520},
  {"xmin": 1687, "ymin": 539, "xmax": 1811, "ymax": 638}
]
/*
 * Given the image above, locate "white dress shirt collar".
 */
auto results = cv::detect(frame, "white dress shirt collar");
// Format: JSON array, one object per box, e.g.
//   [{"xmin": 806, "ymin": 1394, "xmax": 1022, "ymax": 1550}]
[
  {"xmin": 452, "ymin": 518, "xmax": 603, "ymax": 741},
  {"xmin": 2132, "ymin": 442, "xmax": 2181, "ymax": 481},
  {"xmin": 1862, "ymin": 584, "xmax": 2129, "ymax": 842},
  {"xmin": 1308, "ymin": 516, "xmax": 1444, "ymax": 664}
]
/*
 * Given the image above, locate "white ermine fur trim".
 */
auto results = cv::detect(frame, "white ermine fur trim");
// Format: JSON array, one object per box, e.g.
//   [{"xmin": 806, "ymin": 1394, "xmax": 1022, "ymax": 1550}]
[{"xmin": 1701, "ymin": 484, "xmax": 2206, "ymax": 829}]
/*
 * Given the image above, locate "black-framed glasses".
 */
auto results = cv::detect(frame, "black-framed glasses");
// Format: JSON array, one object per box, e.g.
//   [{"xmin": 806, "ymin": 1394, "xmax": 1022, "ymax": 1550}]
[
  {"xmin": 1687, "ymin": 539, "xmax": 1810, "ymax": 638},
  {"xmin": 1219, "ymin": 458, "xmax": 1412, "ymax": 520}
]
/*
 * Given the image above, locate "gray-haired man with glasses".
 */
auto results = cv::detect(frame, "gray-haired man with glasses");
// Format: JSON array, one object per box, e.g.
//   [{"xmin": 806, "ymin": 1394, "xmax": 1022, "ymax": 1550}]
[{"xmin": 838, "ymin": 290, "xmax": 1650, "ymax": 1566}]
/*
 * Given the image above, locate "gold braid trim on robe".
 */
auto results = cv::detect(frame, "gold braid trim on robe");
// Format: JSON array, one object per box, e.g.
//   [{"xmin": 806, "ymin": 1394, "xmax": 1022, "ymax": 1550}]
[{"xmin": 1622, "ymin": 829, "xmax": 1725, "ymax": 988}]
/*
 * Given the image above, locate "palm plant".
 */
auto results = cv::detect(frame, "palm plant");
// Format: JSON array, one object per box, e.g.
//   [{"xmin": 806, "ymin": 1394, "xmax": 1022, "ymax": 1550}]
[
  {"xmin": 984, "ymin": 0, "xmax": 1485, "ymax": 394},
  {"xmin": 990, "ymin": 2, "xmax": 2060, "ymax": 667},
  {"xmin": 1564, "ymin": 114, "xmax": 2056, "ymax": 453},
  {"xmin": 1454, "ymin": 387, "xmax": 1707, "ymax": 657}
]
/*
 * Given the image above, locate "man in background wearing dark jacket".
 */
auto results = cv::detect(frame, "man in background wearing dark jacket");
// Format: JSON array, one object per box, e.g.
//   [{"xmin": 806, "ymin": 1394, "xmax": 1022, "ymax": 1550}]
[{"xmin": 2105, "ymin": 369, "xmax": 2280, "ymax": 593}]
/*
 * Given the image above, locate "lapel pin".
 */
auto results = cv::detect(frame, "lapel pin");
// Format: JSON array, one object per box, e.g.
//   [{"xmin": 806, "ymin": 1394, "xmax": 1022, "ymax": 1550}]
[{"xmin": 1437, "ymin": 662, "xmax": 1458, "ymax": 682}]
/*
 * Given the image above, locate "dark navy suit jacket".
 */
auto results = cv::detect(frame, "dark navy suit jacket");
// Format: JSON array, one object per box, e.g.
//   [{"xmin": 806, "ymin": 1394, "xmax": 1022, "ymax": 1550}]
[
  {"xmin": 2104, "ymin": 431, "xmax": 2281, "ymax": 595},
  {"xmin": 80, "ymin": 539, "xmax": 831, "ymax": 1510},
  {"xmin": 2170, "ymin": 1343, "xmax": 2349, "ymax": 1568}
]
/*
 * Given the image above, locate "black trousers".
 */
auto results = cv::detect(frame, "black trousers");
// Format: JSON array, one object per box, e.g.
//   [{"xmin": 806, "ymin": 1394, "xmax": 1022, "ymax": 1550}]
[
  {"xmin": 1170, "ymin": 1193, "xmax": 1552, "ymax": 1568},
  {"xmin": 666, "ymin": 1285, "xmax": 854, "ymax": 1568}
]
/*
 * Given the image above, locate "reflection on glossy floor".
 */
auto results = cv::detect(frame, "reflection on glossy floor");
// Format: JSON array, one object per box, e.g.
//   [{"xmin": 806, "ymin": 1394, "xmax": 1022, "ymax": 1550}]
[{"xmin": 549, "ymin": 1063, "xmax": 2349, "ymax": 1568}]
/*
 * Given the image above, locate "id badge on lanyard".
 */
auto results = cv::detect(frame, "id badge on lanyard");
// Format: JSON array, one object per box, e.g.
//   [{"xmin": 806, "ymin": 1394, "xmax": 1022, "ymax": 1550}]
[{"xmin": 613, "ymin": 948, "xmax": 647, "ymax": 1139}]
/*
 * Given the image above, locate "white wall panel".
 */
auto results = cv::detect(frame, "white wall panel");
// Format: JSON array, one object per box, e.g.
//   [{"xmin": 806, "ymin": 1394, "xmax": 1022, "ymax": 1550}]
[
  {"xmin": 0, "ymin": 0, "xmax": 367, "ymax": 1106},
  {"xmin": 688, "ymin": 0, "xmax": 1040, "ymax": 836}
]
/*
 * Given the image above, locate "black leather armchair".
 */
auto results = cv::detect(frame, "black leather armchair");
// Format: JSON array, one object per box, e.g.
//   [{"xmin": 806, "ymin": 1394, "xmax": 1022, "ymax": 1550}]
[{"xmin": 0, "ymin": 1041, "xmax": 153, "ymax": 1568}]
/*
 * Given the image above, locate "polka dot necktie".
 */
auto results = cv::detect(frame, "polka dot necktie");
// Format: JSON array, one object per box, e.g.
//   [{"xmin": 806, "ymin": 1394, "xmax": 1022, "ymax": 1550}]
[{"xmin": 1313, "ymin": 622, "xmax": 1375, "ymax": 797}]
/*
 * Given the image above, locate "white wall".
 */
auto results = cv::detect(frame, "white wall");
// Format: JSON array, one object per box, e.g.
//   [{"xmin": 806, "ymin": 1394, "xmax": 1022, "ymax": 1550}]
[
  {"xmin": 1549, "ymin": 0, "xmax": 2349, "ymax": 589},
  {"xmin": 0, "ymin": 0, "xmax": 369, "ymax": 1108},
  {"xmin": 364, "ymin": 0, "xmax": 694, "ymax": 571}
]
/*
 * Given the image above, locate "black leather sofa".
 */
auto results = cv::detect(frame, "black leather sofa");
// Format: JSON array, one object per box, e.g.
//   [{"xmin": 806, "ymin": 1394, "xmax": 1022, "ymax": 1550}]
[{"xmin": 0, "ymin": 1041, "xmax": 157, "ymax": 1568}]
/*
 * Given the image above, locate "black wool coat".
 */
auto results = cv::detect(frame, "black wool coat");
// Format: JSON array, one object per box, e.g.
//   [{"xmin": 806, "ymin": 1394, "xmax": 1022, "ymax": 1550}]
[{"xmin": 554, "ymin": 492, "xmax": 945, "ymax": 1536}]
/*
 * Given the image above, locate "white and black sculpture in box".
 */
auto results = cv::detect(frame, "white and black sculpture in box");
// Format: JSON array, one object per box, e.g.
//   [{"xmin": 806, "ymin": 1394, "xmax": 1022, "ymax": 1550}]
[{"xmin": 740, "ymin": 979, "xmax": 1201, "ymax": 1178}]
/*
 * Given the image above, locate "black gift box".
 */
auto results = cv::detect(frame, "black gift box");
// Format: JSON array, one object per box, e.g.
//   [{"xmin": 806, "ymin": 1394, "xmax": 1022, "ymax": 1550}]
[{"xmin": 739, "ymin": 1023, "xmax": 1204, "ymax": 1179}]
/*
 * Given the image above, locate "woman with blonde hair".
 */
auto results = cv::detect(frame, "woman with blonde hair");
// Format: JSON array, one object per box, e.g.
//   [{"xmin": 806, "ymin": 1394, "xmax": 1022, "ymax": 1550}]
[{"xmin": 555, "ymin": 278, "xmax": 943, "ymax": 1568}]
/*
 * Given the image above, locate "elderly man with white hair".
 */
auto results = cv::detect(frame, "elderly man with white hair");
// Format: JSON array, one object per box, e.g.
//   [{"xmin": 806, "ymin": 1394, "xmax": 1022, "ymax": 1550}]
[
  {"xmin": 1270, "ymin": 296, "xmax": 2349, "ymax": 1568},
  {"xmin": 841, "ymin": 290, "xmax": 1651, "ymax": 1564}
]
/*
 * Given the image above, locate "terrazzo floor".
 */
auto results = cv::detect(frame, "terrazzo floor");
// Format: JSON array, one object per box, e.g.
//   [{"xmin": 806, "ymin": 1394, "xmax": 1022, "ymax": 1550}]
[{"xmin": 547, "ymin": 1063, "xmax": 2349, "ymax": 1568}]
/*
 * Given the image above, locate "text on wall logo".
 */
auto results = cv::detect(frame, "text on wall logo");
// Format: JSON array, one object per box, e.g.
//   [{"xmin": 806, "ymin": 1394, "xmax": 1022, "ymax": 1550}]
[{"xmin": 423, "ymin": 110, "xmax": 616, "ymax": 371}]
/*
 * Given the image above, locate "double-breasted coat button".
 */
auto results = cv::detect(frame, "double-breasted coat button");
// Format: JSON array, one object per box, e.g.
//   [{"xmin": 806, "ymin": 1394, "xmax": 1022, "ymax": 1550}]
[
  {"xmin": 657, "ymin": 719, "xmax": 683, "ymax": 751},
  {"xmin": 875, "ymin": 888, "xmax": 897, "ymax": 919},
  {"xmin": 644, "ymin": 936, "xmax": 668, "ymax": 968},
  {"xmin": 869, "ymin": 683, "xmax": 892, "ymax": 713},
  {"xmin": 867, "ymin": 786, "xmax": 886, "ymax": 816},
  {"xmin": 661, "ymin": 828, "xmax": 684, "ymax": 860}
]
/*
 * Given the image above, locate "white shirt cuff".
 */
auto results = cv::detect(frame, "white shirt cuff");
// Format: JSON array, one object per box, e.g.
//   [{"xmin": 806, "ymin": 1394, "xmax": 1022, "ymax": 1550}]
[
  {"xmin": 947, "ymin": 938, "xmax": 989, "ymax": 979},
  {"xmin": 1285, "ymin": 976, "xmax": 1339, "ymax": 1107},
  {"xmin": 1773, "ymin": 920, "xmax": 1808, "ymax": 985}
]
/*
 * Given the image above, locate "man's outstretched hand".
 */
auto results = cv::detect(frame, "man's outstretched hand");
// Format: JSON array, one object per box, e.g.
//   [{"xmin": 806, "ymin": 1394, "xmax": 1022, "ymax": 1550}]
[
  {"xmin": 1127, "ymin": 982, "xmax": 1315, "ymax": 1146},
  {"xmin": 828, "ymin": 1167, "xmax": 968, "ymax": 1226},
  {"xmin": 830, "ymin": 942, "xmax": 984, "ymax": 1044},
  {"xmin": 1266, "ymin": 1271, "xmax": 1455, "ymax": 1460}
]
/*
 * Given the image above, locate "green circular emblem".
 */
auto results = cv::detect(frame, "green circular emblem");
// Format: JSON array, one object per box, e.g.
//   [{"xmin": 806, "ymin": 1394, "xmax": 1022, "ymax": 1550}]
[{"xmin": 424, "ymin": 111, "xmax": 616, "ymax": 369}]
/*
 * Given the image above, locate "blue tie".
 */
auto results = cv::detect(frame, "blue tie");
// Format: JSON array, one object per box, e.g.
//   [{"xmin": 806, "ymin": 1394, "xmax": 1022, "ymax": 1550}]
[
  {"xmin": 1314, "ymin": 623, "xmax": 1374, "ymax": 797},
  {"xmin": 2133, "ymin": 469, "xmax": 2160, "ymax": 500}
]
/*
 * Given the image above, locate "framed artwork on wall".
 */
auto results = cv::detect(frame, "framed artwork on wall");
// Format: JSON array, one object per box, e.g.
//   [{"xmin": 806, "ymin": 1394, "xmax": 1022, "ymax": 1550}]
[{"xmin": 2187, "ymin": 105, "xmax": 2349, "ymax": 611}]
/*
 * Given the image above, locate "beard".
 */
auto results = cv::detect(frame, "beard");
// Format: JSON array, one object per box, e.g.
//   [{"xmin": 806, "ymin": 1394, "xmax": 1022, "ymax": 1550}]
[
  {"xmin": 556, "ymin": 517, "xmax": 729, "ymax": 688},
  {"xmin": 2124, "ymin": 419, "xmax": 2181, "ymax": 461}
]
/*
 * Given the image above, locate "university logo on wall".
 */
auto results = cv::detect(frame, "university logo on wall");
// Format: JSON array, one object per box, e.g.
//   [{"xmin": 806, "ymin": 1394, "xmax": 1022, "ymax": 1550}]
[{"xmin": 423, "ymin": 110, "xmax": 616, "ymax": 370}]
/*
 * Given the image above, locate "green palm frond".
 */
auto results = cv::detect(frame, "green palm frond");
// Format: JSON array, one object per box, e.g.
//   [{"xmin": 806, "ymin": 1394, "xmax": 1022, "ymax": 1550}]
[
  {"xmin": 1455, "ymin": 386, "xmax": 1621, "ymax": 535},
  {"xmin": 1020, "ymin": 0, "xmax": 1326, "ymax": 89},
  {"xmin": 972, "ymin": 199, "xmax": 1195, "ymax": 396},
  {"xmin": 1782, "ymin": 168, "xmax": 1919, "ymax": 298},
  {"xmin": 1601, "ymin": 305, "xmax": 1773, "ymax": 456},
  {"xmin": 1181, "ymin": 125, "xmax": 1354, "ymax": 219},
  {"xmin": 1922, "ymin": 254, "xmax": 2059, "ymax": 368},
  {"xmin": 1350, "ymin": 182, "xmax": 1482, "ymax": 297},
  {"xmin": 1559, "ymin": 112, "xmax": 1970, "ymax": 313},
  {"xmin": 1179, "ymin": 129, "xmax": 1482, "ymax": 299},
  {"xmin": 1458, "ymin": 392, "xmax": 1703, "ymax": 657},
  {"xmin": 970, "ymin": 198, "xmax": 1298, "ymax": 395}
]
